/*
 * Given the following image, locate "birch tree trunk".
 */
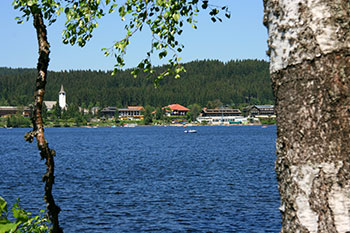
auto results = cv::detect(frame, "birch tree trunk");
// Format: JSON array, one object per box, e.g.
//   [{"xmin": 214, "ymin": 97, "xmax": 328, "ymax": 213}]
[{"xmin": 264, "ymin": 1, "xmax": 350, "ymax": 232}]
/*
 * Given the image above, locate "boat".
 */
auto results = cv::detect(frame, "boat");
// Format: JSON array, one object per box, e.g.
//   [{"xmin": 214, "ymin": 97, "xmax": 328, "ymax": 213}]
[{"xmin": 184, "ymin": 129, "xmax": 197, "ymax": 133}]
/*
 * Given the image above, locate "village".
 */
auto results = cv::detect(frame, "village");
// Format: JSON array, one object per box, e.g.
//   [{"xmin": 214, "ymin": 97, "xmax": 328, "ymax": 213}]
[{"xmin": 0, "ymin": 85, "xmax": 275, "ymax": 128}]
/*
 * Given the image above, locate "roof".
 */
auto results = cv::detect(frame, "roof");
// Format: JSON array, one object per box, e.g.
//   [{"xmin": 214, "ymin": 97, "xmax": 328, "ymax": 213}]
[
  {"xmin": 101, "ymin": 106, "xmax": 117, "ymax": 113},
  {"xmin": 254, "ymin": 105, "xmax": 274, "ymax": 109},
  {"xmin": 164, "ymin": 104, "xmax": 190, "ymax": 111},
  {"xmin": 203, "ymin": 108, "xmax": 241, "ymax": 114},
  {"xmin": 0, "ymin": 106, "xmax": 17, "ymax": 110},
  {"xmin": 128, "ymin": 106, "xmax": 144, "ymax": 110},
  {"xmin": 43, "ymin": 101, "xmax": 57, "ymax": 109},
  {"xmin": 119, "ymin": 108, "xmax": 142, "ymax": 112}
]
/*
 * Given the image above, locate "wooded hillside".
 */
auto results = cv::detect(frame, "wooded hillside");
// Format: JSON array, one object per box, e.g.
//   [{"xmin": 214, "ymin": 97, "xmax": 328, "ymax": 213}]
[{"xmin": 0, "ymin": 59, "xmax": 273, "ymax": 107}]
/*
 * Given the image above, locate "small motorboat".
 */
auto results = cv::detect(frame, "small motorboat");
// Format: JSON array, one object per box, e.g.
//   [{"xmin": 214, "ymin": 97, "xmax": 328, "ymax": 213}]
[{"xmin": 184, "ymin": 129, "xmax": 197, "ymax": 133}]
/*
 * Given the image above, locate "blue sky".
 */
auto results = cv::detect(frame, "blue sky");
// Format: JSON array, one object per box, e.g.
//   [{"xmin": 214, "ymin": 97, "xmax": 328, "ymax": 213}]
[{"xmin": 0, "ymin": 0, "xmax": 268, "ymax": 71}]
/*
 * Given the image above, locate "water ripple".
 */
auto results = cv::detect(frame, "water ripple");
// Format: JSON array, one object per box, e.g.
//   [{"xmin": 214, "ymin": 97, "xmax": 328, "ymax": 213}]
[{"xmin": 0, "ymin": 126, "xmax": 280, "ymax": 232}]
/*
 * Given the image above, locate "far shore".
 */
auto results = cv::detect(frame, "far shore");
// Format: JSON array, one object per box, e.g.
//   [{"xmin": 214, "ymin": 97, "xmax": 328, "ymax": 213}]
[{"xmin": 1, "ymin": 122, "xmax": 274, "ymax": 129}]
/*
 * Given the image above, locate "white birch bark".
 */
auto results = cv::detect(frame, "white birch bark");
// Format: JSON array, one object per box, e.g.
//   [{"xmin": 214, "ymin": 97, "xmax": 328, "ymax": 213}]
[{"xmin": 264, "ymin": 1, "xmax": 350, "ymax": 232}]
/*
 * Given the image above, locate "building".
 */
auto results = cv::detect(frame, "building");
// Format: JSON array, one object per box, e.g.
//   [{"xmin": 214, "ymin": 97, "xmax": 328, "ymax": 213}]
[
  {"xmin": 118, "ymin": 106, "xmax": 144, "ymax": 120},
  {"xmin": 201, "ymin": 108, "xmax": 241, "ymax": 117},
  {"xmin": 197, "ymin": 107, "xmax": 243, "ymax": 125},
  {"xmin": 100, "ymin": 106, "xmax": 117, "ymax": 119},
  {"xmin": 59, "ymin": 85, "xmax": 67, "ymax": 110},
  {"xmin": 78, "ymin": 107, "xmax": 89, "ymax": 115},
  {"xmin": 100, "ymin": 106, "xmax": 144, "ymax": 120},
  {"xmin": 245, "ymin": 105, "xmax": 275, "ymax": 117},
  {"xmin": 0, "ymin": 106, "xmax": 18, "ymax": 117},
  {"xmin": 163, "ymin": 104, "xmax": 189, "ymax": 116},
  {"xmin": 43, "ymin": 101, "xmax": 57, "ymax": 111},
  {"xmin": 90, "ymin": 107, "xmax": 100, "ymax": 115},
  {"xmin": 0, "ymin": 106, "xmax": 31, "ymax": 118},
  {"xmin": 43, "ymin": 85, "xmax": 67, "ymax": 111}
]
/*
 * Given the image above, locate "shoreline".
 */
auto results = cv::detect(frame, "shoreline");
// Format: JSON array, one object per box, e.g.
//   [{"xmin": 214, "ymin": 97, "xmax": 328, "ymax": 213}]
[{"xmin": 1, "ymin": 122, "xmax": 274, "ymax": 129}]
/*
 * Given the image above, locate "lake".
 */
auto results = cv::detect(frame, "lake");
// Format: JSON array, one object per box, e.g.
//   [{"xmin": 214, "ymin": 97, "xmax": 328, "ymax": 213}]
[{"xmin": 0, "ymin": 125, "xmax": 280, "ymax": 232}]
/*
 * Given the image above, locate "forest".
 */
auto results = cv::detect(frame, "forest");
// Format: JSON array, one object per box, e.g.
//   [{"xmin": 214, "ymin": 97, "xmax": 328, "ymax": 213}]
[{"xmin": 0, "ymin": 59, "xmax": 273, "ymax": 108}]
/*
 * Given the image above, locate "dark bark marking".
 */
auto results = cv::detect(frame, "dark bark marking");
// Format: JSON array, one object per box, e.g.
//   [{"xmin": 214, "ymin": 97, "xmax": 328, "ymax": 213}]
[{"xmin": 273, "ymin": 50, "xmax": 350, "ymax": 232}]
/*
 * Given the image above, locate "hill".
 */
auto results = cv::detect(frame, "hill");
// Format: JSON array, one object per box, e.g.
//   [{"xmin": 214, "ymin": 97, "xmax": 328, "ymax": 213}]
[{"xmin": 0, "ymin": 59, "xmax": 273, "ymax": 108}]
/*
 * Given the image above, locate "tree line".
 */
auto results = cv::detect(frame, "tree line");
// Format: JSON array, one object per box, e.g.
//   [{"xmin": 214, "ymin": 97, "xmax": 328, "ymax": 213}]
[{"xmin": 0, "ymin": 59, "xmax": 273, "ymax": 108}]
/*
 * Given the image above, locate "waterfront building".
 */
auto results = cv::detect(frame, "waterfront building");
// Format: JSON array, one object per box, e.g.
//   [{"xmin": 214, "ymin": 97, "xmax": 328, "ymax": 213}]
[
  {"xmin": 163, "ymin": 104, "xmax": 189, "ymax": 116},
  {"xmin": 196, "ymin": 107, "xmax": 243, "ymax": 125},
  {"xmin": 0, "ymin": 106, "xmax": 18, "ymax": 117},
  {"xmin": 244, "ymin": 105, "xmax": 275, "ymax": 117},
  {"xmin": 201, "ymin": 108, "xmax": 241, "ymax": 117},
  {"xmin": 100, "ymin": 106, "xmax": 117, "ymax": 119},
  {"xmin": 118, "ymin": 106, "xmax": 144, "ymax": 120},
  {"xmin": 100, "ymin": 106, "xmax": 144, "ymax": 120},
  {"xmin": 0, "ymin": 106, "xmax": 31, "ymax": 118}
]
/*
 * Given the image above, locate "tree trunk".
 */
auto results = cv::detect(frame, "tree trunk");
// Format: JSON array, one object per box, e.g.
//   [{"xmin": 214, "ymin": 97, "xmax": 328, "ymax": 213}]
[
  {"xmin": 24, "ymin": 6, "xmax": 63, "ymax": 233},
  {"xmin": 264, "ymin": 0, "xmax": 350, "ymax": 232}
]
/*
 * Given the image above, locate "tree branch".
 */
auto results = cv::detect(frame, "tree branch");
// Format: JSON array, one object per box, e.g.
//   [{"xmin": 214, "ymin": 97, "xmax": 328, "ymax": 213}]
[{"xmin": 25, "ymin": 5, "xmax": 63, "ymax": 233}]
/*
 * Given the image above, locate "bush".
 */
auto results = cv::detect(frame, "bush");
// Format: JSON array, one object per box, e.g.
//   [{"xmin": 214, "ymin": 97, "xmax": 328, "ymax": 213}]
[
  {"xmin": 0, "ymin": 196, "xmax": 49, "ymax": 232},
  {"xmin": 6, "ymin": 116, "xmax": 31, "ymax": 128},
  {"xmin": 259, "ymin": 118, "xmax": 276, "ymax": 125}
]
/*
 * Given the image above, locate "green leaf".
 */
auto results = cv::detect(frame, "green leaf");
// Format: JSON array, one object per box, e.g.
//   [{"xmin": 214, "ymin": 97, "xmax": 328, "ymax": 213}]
[
  {"xmin": 210, "ymin": 9, "xmax": 219, "ymax": 16},
  {"xmin": 0, "ymin": 197, "xmax": 8, "ymax": 215},
  {"xmin": 159, "ymin": 50, "xmax": 167, "ymax": 59},
  {"xmin": 173, "ymin": 12, "xmax": 180, "ymax": 21},
  {"xmin": 0, "ymin": 222, "xmax": 18, "ymax": 232}
]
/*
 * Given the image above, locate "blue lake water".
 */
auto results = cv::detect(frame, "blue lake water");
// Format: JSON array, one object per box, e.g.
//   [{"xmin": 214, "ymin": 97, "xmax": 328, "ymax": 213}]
[{"xmin": 0, "ymin": 126, "xmax": 280, "ymax": 232}]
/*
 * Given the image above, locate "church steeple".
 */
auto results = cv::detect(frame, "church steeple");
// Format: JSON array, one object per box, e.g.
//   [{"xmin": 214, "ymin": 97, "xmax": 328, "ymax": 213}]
[
  {"xmin": 59, "ymin": 85, "xmax": 67, "ymax": 110},
  {"xmin": 59, "ymin": 85, "xmax": 65, "ymax": 94}
]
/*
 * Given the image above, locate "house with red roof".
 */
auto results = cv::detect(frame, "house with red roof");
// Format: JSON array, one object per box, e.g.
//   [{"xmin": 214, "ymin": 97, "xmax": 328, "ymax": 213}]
[{"xmin": 163, "ymin": 104, "xmax": 190, "ymax": 116}]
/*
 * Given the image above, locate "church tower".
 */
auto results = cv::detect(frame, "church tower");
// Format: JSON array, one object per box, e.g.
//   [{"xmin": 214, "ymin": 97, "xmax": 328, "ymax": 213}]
[{"xmin": 59, "ymin": 85, "xmax": 67, "ymax": 110}]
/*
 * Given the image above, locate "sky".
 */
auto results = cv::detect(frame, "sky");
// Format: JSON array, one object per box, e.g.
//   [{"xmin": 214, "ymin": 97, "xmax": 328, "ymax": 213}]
[{"xmin": 0, "ymin": 0, "xmax": 268, "ymax": 72}]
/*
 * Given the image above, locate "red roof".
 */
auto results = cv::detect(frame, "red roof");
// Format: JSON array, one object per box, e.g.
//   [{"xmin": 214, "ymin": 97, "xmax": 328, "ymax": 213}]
[{"xmin": 164, "ymin": 104, "xmax": 189, "ymax": 111}]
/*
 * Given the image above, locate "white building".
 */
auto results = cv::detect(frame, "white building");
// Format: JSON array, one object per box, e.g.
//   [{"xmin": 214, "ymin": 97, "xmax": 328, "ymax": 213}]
[
  {"xmin": 43, "ymin": 101, "xmax": 57, "ymax": 111},
  {"xmin": 197, "ymin": 115, "xmax": 249, "ymax": 125},
  {"xmin": 196, "ymin": 107, "xmax": 246, "ymax": 125}
]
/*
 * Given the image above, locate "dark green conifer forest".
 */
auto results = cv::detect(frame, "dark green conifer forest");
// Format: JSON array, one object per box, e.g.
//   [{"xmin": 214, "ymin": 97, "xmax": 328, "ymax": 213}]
[{"xmin": 0, "ymin": 59, "xmax": 273, "ymax": 107}]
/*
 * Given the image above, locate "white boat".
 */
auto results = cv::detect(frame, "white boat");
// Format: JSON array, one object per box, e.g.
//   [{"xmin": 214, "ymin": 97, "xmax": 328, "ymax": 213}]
[{"xmin": 184, "ymin": 129, "xmax": 197, "ymax": 133}]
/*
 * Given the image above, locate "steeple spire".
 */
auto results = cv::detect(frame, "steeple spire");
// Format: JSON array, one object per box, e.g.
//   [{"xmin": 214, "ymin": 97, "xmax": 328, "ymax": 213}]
[{"xmin": 59, "ymin": 85, "xmax": 65, "ymax": 94}]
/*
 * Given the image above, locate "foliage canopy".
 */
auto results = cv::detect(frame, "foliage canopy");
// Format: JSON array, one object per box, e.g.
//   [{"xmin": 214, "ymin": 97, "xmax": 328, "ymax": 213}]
[{"xmin": 12, "ymin": 0, "xmax": 230, "ymax": 82}]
